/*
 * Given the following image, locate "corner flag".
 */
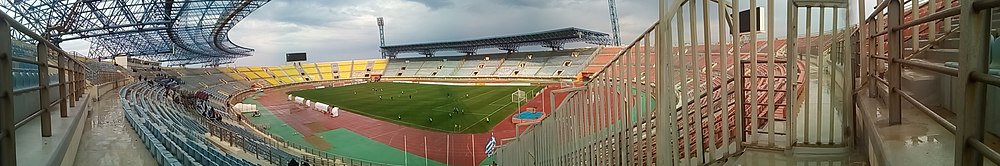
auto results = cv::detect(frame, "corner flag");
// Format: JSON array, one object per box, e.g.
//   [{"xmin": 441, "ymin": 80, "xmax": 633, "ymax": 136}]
[{"xmin": 485, "ymin": 133, "xmax": 497, "ymax": 156}]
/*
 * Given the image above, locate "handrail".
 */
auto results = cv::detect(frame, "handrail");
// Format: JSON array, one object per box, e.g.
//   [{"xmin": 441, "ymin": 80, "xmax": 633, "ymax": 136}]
[
  {"xmin": 584, "ymin": 21, "xmax": 658, "ymax": 84},
  {"xmin": 866, "ymin": 0, "xmax": 892, "ymax": 22},
  {"xmin": 969, "ymin": 138, "xmax": 1000, "ymax": 164},
  {"xmin": 973, "ymin": 0, "xmax": 1000, "ymax": 11},
  {"xmin": 971, "ymin": 72, "xmax": 1000, "ymax": 87},
  {"xmin": 896, "ymin": 87, "xmax": 957, "ymax": 133},
  {"xmin": 904, "ymin": 26, "xmax": 960, "ymax": 60},
  {"xmin": 893, "ymin": 7, "xmax": 960, "ymax": 31},
  {"xmin": 894, "ymin": 58, "xmax": 960, "ymax": 77}
]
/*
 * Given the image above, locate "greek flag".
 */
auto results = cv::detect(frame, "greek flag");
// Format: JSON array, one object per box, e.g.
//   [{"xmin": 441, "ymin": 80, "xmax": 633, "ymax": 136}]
[{"xmin": 484, "ymin": 133, "xmax": 497, "ymax": 156}]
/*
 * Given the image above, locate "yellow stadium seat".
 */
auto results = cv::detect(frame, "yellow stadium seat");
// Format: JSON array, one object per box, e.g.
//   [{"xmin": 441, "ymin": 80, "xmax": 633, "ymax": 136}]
[
  {"xmin": 338, "ymin": 61, "xmax": 352, "ymax": 79},
  {"xmin": 317, "ymin": 63, "xmax": 335, "ymax": 80}
]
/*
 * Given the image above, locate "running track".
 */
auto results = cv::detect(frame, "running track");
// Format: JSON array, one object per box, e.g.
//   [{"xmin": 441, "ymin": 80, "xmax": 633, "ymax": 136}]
[{"xmin": 256, "ymin": 81, "xmax": 568, "ymax": 166}]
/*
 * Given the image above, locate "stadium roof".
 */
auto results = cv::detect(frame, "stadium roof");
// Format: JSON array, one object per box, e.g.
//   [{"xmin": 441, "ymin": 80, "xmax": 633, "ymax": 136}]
[
  {"xmin": 0, "ymin": 0, "xmax": 270, "ymax": 67},
  {"xmin": 379, "ymin": 27, "xmax": 612, "ymax": 58}
]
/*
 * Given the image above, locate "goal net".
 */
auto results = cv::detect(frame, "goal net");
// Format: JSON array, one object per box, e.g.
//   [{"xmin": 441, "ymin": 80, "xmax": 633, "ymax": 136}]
[{"xmin": 511, "ymin": 89, "xmax": 526, "ymax": 104}]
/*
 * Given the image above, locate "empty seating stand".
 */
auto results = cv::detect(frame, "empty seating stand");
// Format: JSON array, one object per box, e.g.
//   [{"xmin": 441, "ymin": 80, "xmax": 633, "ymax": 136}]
[
  {"xmin": 384, "ymin": 47, "xmax": 599, "ymax": 78},
  {"xmin": 120, "ymin": 83, "xmax": 292, "ymax": 166}
]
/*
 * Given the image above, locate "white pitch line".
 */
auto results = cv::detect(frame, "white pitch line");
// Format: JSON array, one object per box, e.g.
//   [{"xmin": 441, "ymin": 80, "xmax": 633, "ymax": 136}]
[
  {"xmin": 459, "ymin": 99, "xmax": 514, "ymax": 132},
  {"xmin": 427, "ymin": 108, "xmax": 492, "ymax": 116}
]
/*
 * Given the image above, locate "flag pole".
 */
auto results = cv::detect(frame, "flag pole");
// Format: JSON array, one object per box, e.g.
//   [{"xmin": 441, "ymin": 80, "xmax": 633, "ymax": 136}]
[
  {"xmin": 404, "ymin": 135, "xmax": 408, "ymax": 166},
  {"xmin": 472, "ymin": 134, "xmax": 476, "ymax": 166},
  {"xmin": 447, "ymin": 134, "xmax": 450, "ymax": 165},
  {"xmin": 424, "ymin": 136, "xmax": 428, "ymax": 166}
]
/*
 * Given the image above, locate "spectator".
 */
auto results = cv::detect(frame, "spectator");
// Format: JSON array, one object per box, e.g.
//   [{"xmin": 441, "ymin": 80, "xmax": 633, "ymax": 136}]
[{"xmin": 287, "ymin": 159, "xmax": 299, "ymax": 166}]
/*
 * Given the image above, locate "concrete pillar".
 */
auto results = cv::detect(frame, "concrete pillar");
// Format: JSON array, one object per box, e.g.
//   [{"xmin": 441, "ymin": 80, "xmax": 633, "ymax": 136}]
[
  {"xmin": 0, "ymin": 18, "xmax": 18, "ymax": 166},
  {"xmin": 68, "ymin": 63, "xmax": 76, "ymax": 108},
  {"xmin": 58, "ymin": 54, "xmax": 67, "ymax": 117},
  {"xmin": 887, "ymin": 0, "xmax": 903, "ymax": 124},
  {"xmin": 37, "ymin": 42, "xmax": 51, "ymax": 137},
  {"xmin": 955, "ymin": 0, "xmax": 990, "ymax": 165}
]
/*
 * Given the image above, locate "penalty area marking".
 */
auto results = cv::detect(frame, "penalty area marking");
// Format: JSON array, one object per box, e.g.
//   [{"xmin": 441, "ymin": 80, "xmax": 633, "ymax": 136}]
[{"xmin": 458, "ymin": 96, "xmax": 516, "ymax": 133}]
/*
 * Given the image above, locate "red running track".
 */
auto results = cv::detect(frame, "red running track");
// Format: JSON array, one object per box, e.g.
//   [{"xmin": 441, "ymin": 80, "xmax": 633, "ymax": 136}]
[{"xmin": 255, "ymin": 82, "xmax": 568, "ymax": 166}]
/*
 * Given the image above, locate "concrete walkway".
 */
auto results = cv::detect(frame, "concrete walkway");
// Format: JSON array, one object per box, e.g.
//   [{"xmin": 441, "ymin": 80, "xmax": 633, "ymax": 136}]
[{"xmin": 73, "ymin": 88, "xmax": 156, "ymax": 166}]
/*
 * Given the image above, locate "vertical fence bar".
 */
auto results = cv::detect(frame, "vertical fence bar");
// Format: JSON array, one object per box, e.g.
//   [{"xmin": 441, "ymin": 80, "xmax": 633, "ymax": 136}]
[
  {"xmin": 627, "ymin": 41, "xmax": 636, "ymax": 164},
  {"xmin": 584, "ymin": 72, "xmax": 593, "ymax": 165},
  {"xmin": 689, "ymin": 0, "xmax": 706, "ymax": 163},
  {"xmin": 643, "ymin": 26, "xmax": 655, "ymax": 165},
  {"xmin": 658, "ymin": 0, "xmax": 677, "ymax": 163},
  {"xmin": 830, "ymin": 8, "xmax": 839, "ymax": 144},
  {"xmin": 613, "ymin": 52, "xmax": 625, "ymax": 165},
  {"xmin": 616, "ymin": 49, "xmax": 626, "ymax": 165},
  {"xmin": 37, "ymin": 43, "xmax": 52, "ymax": 137},
  {"xmin": 765, "ymin": 0, "xmax": 777, "ymax": 147},
  {"xmin": 818, "ymin": 7, "xmax": 828, "ymax": 144},
  {"xmin": 955, "ymin": 0, "xmax": 988, "ymax": 164},
  {"xmin": 732, "ymin": 0, "xmax": 744, "ymax": 152},
  {"xmin": 911, "ymin": 0, "xmax": 919, "ymax": 54},
  {"xmin": 887, "ymin": 0, "xmax": 903, "ymax": 125},
  {"xmin": 0, "ymin": 18, "xmax": 17, "ymax": 166},
  {"xmin": 868, "ymin": 11, "xmax": 878, "ymax": 98},
  {"xmin": 786, "ymin": 1, "xmax": 800, "ymax": 148},
  {"xmin": 804, "ymin": 7, "xmax": 814, "ymax": 144},
  {"xmin": 700, "ymin": 0, "xmax": 717, "ymax": 160},
  {"xmin": 749, "ymin": 0, "xmax": 761, "ymax": 146},
  {"xmin": 676, "ymin": 7, "xmax": 691, "ymax": 164},
  {"xmin": 842, "ymin": 6, "xmax": 856, "ymax": 149},
  {"xmin": 69, "ymin": 63, "xmax": 76, "ymax": 108},
  {"xmin": 718, "ymin": 0, "xmax": 732, "ymax": 156}
]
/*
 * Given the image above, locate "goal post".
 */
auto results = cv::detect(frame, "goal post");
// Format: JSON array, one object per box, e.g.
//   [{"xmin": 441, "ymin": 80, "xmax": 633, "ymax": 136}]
[{"xmin": 511, "ymin": 89, "xmax": 526, "ymax": 105}]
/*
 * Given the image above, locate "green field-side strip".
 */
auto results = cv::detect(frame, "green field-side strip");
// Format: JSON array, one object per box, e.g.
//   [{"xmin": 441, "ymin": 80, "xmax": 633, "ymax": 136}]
[{"xmin": 288, "ymin": 82, "xmax": 543, "ymax": 133}]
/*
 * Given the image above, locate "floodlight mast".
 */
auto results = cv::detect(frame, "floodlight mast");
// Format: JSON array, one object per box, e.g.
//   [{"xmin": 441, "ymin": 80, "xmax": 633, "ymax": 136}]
[
  {"xmin": 377, "ymin": 17, "xmax": 388, "ymax": 59},
  {"xmin": 607, "ymin": 0, "xmax": 622, "ymax": 46}
]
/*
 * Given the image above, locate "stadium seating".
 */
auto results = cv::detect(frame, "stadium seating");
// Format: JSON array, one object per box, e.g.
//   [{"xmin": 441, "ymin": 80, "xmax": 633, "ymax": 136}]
[
  {"xmin": 120, "ymin": 83, "xmax": 274, "ymax": 165},
  {"xmin": 384, "ymin": 47, "xmax": 598, "ymax": 77}
]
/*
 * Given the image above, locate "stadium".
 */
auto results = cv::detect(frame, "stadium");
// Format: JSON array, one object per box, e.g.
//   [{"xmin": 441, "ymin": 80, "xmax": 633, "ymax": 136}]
[{"xmin": 5, "ymin": 0, "xmax": 1000, "ymax": 166}]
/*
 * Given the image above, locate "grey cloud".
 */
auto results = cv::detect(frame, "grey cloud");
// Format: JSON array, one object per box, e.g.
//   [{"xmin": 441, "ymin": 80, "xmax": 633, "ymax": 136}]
[
  {"xmin": 407, "ymin": 0, "xmax": 453, "ymax": 9},
  {"xmin": 495, "ymin": 0, "xmax": 599, "ymax": 8},
  {"xmin": 230, "ymin": 0, "xmax": 659, "ymax": 66}
]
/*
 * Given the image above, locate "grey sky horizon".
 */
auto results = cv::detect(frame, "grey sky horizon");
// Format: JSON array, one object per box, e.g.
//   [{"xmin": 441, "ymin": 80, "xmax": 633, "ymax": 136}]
[{"xmin": 54, "ymin": 0, "xmax": 879, "ymax": 67}]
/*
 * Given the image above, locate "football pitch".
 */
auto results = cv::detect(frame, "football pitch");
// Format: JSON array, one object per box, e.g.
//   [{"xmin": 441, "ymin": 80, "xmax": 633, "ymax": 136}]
[{"xmin": 287, "ymin": 82, "xmax": 544, "ymax": 133}]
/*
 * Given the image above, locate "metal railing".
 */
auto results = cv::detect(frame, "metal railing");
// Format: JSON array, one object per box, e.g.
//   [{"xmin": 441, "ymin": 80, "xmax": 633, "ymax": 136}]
[
  {"xmin": 493, "ymin": 0, "xmax": 855, "ymax": 165},
  {"xmin": 859, "ymin": 0, "xmax": 1000, "ymax": 165},
  {"xmin": 0, "ymin": 10, "xmax": 102, "ymax": 166}
]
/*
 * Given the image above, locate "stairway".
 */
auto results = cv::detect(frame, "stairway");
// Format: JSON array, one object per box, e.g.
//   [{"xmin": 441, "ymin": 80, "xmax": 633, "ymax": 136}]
[{"xmin": 894, "ymin": 3, "xmax": 1000, "ymax": 117}]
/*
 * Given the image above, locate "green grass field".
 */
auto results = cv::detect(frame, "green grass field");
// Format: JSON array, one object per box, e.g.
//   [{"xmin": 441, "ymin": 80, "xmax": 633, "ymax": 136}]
[{"xmin": 287, "ymin": 82, "xmax": 543, "ymax": 133}]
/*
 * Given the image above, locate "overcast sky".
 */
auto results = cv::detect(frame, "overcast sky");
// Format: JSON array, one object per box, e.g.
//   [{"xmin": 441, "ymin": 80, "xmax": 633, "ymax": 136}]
[
  {"xmin": 55, "ymin": 0, "xmax": 878, "ymax": 67},
  {"xmin": 222, "ymin": 0, "xmax": 661, "ymax": 66}
]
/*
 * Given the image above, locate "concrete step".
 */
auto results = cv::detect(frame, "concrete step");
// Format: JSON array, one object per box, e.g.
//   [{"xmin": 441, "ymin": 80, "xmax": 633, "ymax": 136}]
[{"xmin": 902, "ymin": 48, "xmax": 959, "ymax": 63}]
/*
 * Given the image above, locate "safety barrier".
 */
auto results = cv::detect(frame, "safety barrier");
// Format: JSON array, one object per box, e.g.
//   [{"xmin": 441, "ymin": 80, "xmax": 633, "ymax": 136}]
[
  {"xmin": 0, "ymin": 10, "xmax": 106, "ymax": 165},
  {"xmin": 859, "ymin": 0, "xmax": 1000, "ymax": 165}
]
